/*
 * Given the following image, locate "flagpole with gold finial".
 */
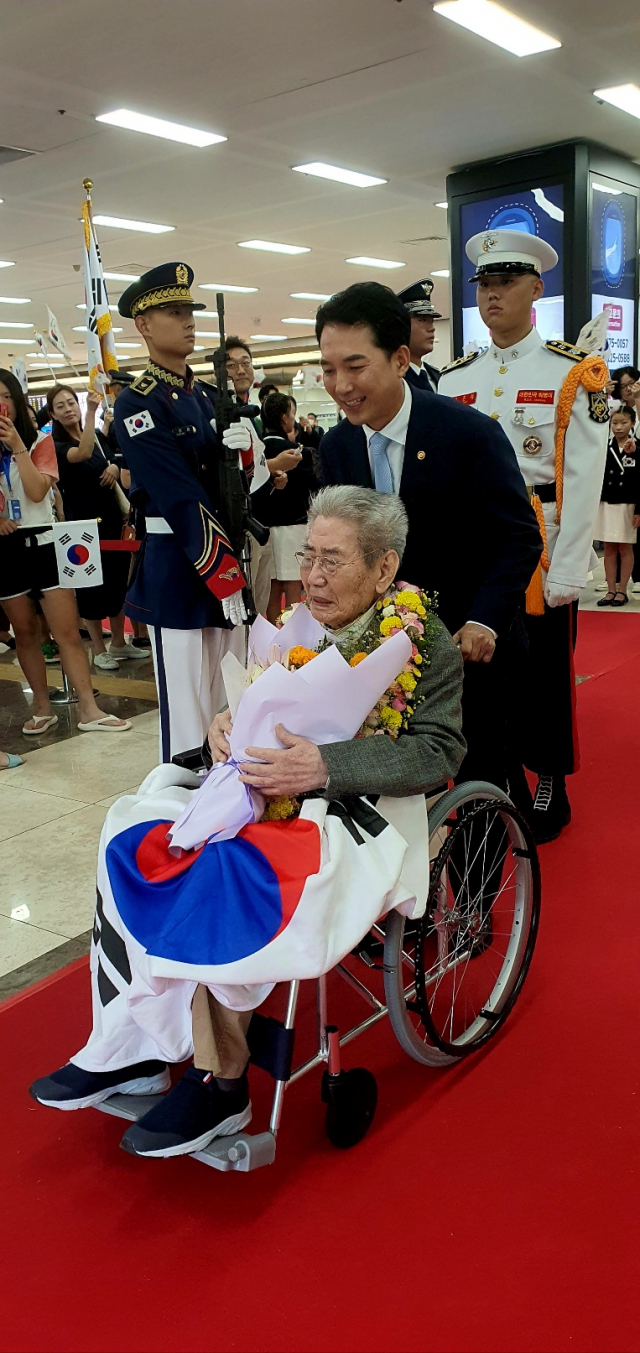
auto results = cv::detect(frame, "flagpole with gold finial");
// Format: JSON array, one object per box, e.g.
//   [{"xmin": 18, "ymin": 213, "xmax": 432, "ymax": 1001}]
[{"xmin": 81, "ymin": 177, "xmax": 117, "ymax": 402}]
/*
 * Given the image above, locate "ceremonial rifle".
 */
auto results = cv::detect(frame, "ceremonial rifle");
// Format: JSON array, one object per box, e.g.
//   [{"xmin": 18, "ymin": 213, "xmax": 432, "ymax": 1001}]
[{"xmin": 213, "ymin": 291, "xmax": 269, "ymax": 621}]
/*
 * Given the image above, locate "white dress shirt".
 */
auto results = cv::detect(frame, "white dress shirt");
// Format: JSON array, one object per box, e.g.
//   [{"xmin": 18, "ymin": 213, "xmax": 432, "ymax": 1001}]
[{"xmin": 363, "ymin": 381, "xmax": 412, "ymax": 493}]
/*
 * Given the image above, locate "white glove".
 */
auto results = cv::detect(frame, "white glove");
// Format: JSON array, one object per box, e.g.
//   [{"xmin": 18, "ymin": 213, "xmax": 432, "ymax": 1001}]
[
  {"xmin": 222, "ymin": 425, "xmax": 252, "ymax": 453},
  {"xmin": 543, "ymin": 580, "xmax": 581, "ymax": 608},
  {"xmin": 222, "ymin": 591, "xmax": 248, "ymax": 626}
]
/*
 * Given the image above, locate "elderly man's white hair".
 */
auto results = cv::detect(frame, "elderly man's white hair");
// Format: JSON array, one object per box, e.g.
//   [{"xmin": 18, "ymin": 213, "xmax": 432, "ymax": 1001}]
[{"xmin": 307, "ymin": 486, "xmax": 408, "ymax": 563}]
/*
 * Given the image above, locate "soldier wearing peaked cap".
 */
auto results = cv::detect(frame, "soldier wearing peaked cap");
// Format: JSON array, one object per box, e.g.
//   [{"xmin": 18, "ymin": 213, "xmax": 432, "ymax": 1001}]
[
  {"xmin": 397, "ymin": 277, "xmax": 442, "ymax": 392},
  {"xmin": 114, "ymin": 262, "xmax": 268, "ymax": 763},
  {"xmin": 439, "ymin": 229, "xmax": 609, "ymax": 842}
]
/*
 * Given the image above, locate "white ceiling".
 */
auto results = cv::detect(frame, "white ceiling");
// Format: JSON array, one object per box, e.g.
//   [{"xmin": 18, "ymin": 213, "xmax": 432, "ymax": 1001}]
[{"xmin": 0, "ymin": 0, "xmax": 639, "ymax": 382}]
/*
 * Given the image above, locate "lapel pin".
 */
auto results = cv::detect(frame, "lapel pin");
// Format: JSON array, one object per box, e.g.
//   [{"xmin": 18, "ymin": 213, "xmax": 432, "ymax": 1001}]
[{"xmin": 417, "ymin": 450, "xmax": 426, "ymax": 460}]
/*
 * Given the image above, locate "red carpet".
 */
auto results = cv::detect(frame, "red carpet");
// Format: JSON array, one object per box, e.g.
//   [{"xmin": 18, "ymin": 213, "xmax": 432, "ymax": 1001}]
[{"xmin": 2, "ymin": 613, "xmax": 640, "ymax": 1353}]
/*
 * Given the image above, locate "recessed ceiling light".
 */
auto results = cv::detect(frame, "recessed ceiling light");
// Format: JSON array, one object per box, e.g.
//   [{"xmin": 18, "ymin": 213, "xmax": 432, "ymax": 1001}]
[
  {"xmin": 114, "ymin": 342, "xmax": 141, "ymax": 348},
  {"xmin": 433, "ymin": 1, "xmax": 561, "ymax": 57},
  {"xmin": 73, "ymin": 325, "xmax": 123, "ymax": 332},
  {"xmin": 594, "ymin": 84, "xmax": 640, "ymax": 121},
  {"xmin": 238, "ymin": 240, "xmax": 310, "ymax": 255},
  {"xmin": 281, "ymin": 317, "xmax": 316, "ymax": 325},
  {"xmin": 76, "ymin": 303, "xmax": 122, "ymax": 311},
  {"xmin": 291, "ymin": 162, "xmax": 386, "ymax": 188},
  {"xmin": 194, "ymin": 331, "xmax": 220, "ymax": 338},
  {"xmin": 250, "ymin": 334, "xmax": 287, "ymax": 341},
  {"xmin": 291, "ymin": 291, "xmax": 332, "ymax": 301},
  {"xmin": 592, "ymin": 181, "xmax": 623, "ymax": 195},
  {"xmin": 431, "ymin": 269, "xmax": 450, "ymax": 277},
  {"xmin": 104, "ymin": 271, "xmax": 140, "ymax": 282},
  {"xmin": 0, "ymin": 296, "xmax": 31, "ymax": 304},
  {"xmin": 0, "ymin": 338, "xmax": 32, "ymax": 344},
  {"xmin": 345, "ymin": 256, "xmax": 406, "ymax": 269},
  {"xmin": 29, "ymin": 361, "xmax": 64, "ymax": 368},
  {"xmin": 95, "ymin": 108, "xmax": 227, "ymax": 147},
  {"xmin": 193, "ymin": 345, "xmax": 205, "ymax": 351},
  {"xmin": 93, "ymin": 215, "xmax": 174, "ymax": 234},
  {"xmin": 0, "ymin": 261, "xmax": 14, "ymax": 268},
  {"xmin": 435, "ymin": 201, "xmax": 448, "ymax": 209},
  {"xmin": 0, "ymin": 321, "xmax": 32, "ymax": 328},
  {"xmin": 198, "ymin": 284, "xmax": 259, "ymax": 293}
]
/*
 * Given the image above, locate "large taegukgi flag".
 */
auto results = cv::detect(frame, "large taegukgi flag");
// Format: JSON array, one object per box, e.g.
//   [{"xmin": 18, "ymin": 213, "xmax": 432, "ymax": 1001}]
[{"xmin": 81, "ymin": 199, "xmax": 118, "ymax": 392}]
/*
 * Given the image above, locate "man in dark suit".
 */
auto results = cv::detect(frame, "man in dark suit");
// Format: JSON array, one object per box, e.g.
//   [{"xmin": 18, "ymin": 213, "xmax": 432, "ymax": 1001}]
[
  {"xmin": 318, "ymin": 281, "xmax": 542, "ymax": 790},
  {"xmin": 397, "ymin": 278, "xmax": 442, "ymax": 392}
]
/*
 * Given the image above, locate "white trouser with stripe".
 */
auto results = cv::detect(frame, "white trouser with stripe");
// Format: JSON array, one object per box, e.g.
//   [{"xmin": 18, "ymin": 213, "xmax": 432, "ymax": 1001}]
[{"xmin": 148, "ymin": 625, "xmax": 246, "ymax": 763}]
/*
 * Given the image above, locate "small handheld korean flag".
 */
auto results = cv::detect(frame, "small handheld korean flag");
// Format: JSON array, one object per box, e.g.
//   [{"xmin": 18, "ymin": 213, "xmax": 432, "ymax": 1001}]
[
  {"xmin": 53, "ymin": 520, "xmax": 103, "ymax": 589},
  {"xmin": 11, "ymin": 358, "xmax": 28, "ymax": 393}
]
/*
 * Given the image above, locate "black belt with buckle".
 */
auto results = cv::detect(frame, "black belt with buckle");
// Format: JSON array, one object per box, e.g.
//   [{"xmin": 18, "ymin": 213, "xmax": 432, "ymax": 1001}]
[{"xmin": 528, "ymin": 483, "xmax": 556, "ymax": 503}]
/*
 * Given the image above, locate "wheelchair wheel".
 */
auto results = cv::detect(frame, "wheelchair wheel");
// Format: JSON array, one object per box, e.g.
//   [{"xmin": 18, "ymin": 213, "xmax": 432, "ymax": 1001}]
[{"xmin": 384, "ymin": 782, "xmax": 540, "ymax": 1065}]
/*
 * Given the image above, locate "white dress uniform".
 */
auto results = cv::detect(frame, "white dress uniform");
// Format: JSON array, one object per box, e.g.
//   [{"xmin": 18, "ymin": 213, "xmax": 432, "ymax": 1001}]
[{"xmin": 439, "ymin": 230, "xmax": 609, "ymax": 801}]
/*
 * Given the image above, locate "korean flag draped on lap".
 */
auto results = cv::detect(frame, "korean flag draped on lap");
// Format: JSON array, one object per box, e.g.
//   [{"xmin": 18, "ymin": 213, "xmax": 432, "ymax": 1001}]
[
  {"xmin": 81, "ymin": 180, "xmax": 118, "ymax": 393},
  {"xmin": 53, "ymin": 519, "xmax": 103, "ymax": 588}
]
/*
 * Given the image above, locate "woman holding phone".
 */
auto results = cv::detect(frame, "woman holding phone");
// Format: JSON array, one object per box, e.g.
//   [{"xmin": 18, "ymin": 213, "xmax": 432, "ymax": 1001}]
[{"xmin": 0, "ymin": 370, "xmax": 130, "ymax": 735}]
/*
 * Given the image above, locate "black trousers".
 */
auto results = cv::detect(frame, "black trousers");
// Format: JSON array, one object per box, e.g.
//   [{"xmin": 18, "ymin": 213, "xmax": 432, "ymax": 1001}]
[
  {"xmin": 517, "ymin": 601, "xmax": 579, "ymax": 777},
  {"xmin": 456, "ymin": 633, "xmax": 519, "ymax": 792}
]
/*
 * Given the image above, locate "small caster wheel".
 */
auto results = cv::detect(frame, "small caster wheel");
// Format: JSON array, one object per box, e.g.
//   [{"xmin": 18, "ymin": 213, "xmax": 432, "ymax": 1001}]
[{"xmin": 321, "ymin": 1067, "xmax": 378, "ymax": 1148}]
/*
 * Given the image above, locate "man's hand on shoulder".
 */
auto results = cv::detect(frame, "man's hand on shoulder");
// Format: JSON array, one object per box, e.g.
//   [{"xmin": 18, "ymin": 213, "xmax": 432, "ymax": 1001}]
[{"xmin": 452, "ymin": 622, "xmax": 496, "ymax": 664}]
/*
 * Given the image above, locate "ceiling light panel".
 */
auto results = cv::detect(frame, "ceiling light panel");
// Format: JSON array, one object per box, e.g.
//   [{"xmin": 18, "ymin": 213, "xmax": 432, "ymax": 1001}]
[
  {"xmin": 431, "ymin": 269, "xmax": 450, "ymax": 277},
  {"xmin": 0, "ymin": 338, "xmax": 32, "ymax": 344},
  {"xmin": 73, "ymin": 325, "xmax": 123, "ymax": 332},
  {"xmin": 250, "ymin": 334, "xmax": 287, "ymax": 341},
  {"xmin": 435, "ymin": 202, "xmax": 448, "ymax": 209},
  {"xmin": 433, "ymin": 1, "xmax": 561, "ymax": 57},
  {"xmin": 346, "ymin": 256, "xmax": 405, "ymax": 269},
  {"xmin": 594, "ymin": 84, "xmax": 640, "ymax": 121},
  {"xmin": 291, "ymin": 292, "xmax": 332, "ymax": 301},
  {"xmin": 281, "ymin": 317, "xmax": 316, "ymax": 325},
  {"xmin": 238, "ymin": 240, "xmax": 310, "ymax": 255},
  {"xmin": 104, "ymin": 271, "xmax": 140, "ymax": 281},
  {"xmin": 198, "ymin": 284, "xmax": 258, "ymax": 293},
  {"xmin": 0, "ymin": 321, "xmax": 32, "ymax": 328},
  {"xmin": 291, "ymin": 162, "xmax": 386, "ymax": 188},
  {"xmin": 0, "ymin": 296, "xmax": 30, "ymax": 304},
  {"xmin": 0, "ymin": 261, "xmax": 14, "ymax": 268},
  {"xmin": 93, "ymin": 215, "xmax": 174, "ymax": 234},
  {"xmin": 96, "ymin": 109, "xmax": 226, "ymax": 147}
]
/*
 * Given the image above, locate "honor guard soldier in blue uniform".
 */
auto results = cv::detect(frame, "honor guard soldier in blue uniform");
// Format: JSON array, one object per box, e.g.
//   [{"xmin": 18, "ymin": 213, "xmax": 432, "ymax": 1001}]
[
  {"xmin": 397, "ymin": 278, "xmax": 442, "ymax": 392},
  {"xmin": 440, "ymin": 230, "xmax": 609, "ymax": 841},
  {"xmin": 114, "ymin": 263, "xmax": 255, "ymax": 763}
]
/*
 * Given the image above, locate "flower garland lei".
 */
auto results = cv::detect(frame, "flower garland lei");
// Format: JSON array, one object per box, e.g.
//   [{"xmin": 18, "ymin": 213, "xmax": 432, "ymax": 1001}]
[{"xmin": 261, "ymin": 583, "xmax": 437, "ymax": 821}]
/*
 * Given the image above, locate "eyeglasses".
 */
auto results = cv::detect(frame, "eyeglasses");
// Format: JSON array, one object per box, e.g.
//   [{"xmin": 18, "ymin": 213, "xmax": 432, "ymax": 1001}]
[
  {"xmin": 294, "ymin": 550, "xmax": 379, "ymax": 577},
  {"xmin": 226, "ymin": 358, "xmax": 252, "ymax": 372}
]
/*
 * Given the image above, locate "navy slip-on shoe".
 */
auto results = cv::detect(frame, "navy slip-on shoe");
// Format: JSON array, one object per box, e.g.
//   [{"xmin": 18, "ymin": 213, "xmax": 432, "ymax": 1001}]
[
  {"xmin": 29, "ymin": 1060, "xmax": 170, "ymax": 1110},
  {"xmin": 120, "ymin": 1065, "xmax": 252, "ymax": 1158}
]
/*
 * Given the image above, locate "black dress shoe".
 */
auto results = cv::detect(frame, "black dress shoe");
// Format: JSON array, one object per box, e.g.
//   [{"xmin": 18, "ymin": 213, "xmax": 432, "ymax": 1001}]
[
  {"xmin": 29, "ymin": 1060, "xmax": 170, "ymax": 1110},
  {"xmin": 531, "ymin": 775, "xmax": 571, "ymax": 844},
  {"xmin": 120, "ymin": 1065, "xmax": 252, "ymax": 1158}
]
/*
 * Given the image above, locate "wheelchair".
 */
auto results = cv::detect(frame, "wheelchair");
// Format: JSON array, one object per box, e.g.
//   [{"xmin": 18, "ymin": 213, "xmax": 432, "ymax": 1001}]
[{"xmin": 96, "ymin": 778, "xmax": 540, "ymax": 1172}]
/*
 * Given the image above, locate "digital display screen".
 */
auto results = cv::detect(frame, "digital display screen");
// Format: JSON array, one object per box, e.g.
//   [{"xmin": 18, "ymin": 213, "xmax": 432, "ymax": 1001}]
[
  {"xmin": 590, "ymin": 179, "xmax": 638, "ymax": 369},
  {"xmin": 459, "ymin": 184, "xmax": 565, "ymax": 350}
]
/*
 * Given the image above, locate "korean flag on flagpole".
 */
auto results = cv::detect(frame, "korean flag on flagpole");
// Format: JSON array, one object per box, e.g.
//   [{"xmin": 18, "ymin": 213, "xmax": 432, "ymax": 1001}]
[{"xmin": 53, "ymin": 520, "xmax": 103, "ymax": 589}]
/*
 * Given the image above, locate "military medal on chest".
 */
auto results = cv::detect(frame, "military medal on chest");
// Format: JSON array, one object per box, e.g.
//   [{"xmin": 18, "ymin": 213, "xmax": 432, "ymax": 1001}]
[{"xmin": 523, "ymin": 435, "xmax": 543, "ymax": 456}]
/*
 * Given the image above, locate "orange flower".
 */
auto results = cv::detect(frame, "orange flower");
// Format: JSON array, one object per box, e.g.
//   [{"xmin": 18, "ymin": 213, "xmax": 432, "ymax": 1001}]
[
  {"xmin": 349, "ymin": 652, "xmax": 368, "ymax": 667},
  {"xmin": 287, "ymin": 645, "xmax": 318, "ymax": 668}
]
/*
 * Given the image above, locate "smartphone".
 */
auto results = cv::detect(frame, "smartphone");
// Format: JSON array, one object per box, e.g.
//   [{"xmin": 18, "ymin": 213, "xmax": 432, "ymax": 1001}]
[{"xmin": 0, "ymin": 402, "xmax": 8, "ymax": 418}]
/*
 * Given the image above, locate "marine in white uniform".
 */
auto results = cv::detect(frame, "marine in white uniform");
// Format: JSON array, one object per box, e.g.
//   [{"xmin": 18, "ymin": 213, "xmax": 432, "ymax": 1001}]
[{"xmin": 439, "ymin": 230, "xmax": 608, "ymax": 841}]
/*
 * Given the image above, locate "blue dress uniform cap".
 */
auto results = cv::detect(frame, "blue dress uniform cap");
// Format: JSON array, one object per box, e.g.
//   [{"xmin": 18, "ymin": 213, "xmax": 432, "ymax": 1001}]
[
  {"xmin": 466, "ymin": 229, "xmax": 558, "ymax": 282},
  {"xmin": 118, "ymin": 262, "xmax": 207, "ymax": 319},
  {"xmin": 107, "ymin": 368, "xmax": 136, "ymax": 387},
  {"xmin": 396, "ymin": 277, "xmax": 442, "ymax": 319}
]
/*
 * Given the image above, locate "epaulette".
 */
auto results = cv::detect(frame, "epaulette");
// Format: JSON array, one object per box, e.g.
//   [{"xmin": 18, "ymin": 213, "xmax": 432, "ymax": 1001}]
[
  {"xmin": 129, "ymin": 371, "xmax": 158, "ymax": 395},
  {"xmin": 440, "ymin": 351, "xmax": 480, "ymax": 374},
  {"xmin": 545, "ymin": 340, "xmax": 590, "ymax": 362}
]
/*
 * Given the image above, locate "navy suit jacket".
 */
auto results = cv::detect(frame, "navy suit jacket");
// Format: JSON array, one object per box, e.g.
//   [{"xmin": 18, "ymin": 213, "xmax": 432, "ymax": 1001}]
[{"xmin": 320, "ymin": 388, "xmax": 542, "ymax": 638}]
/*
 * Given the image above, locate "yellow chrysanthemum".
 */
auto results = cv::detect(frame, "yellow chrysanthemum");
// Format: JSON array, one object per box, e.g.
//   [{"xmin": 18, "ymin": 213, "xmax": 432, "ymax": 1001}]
[
  {"xmin": 380, "ymin": 616, "xmax": 402, "ymax": 636},
  {"xmin": 394, "ymin": 590, "xmax": 424, "ymax": 612},
  {"xmin": 414, "ymin": 654, "xmax": 423, "ymax": 665},
  {"xmin": 261, "ymin": 795, "xmax": 299, "ymax": 821},
  {"xmin": 287, "ymin": 645, "xmax": 318, "ymax": 668},
  {"xmin": 397, "ymin": 671, "xmax": 417, "ymax": 692},
  {"xmin": 380, "ymin": 706, "xmax": 402, "ymax": 730},
  {"xmin": 349, "ymin": 652, "xmax": 368, "ymax": 667}
]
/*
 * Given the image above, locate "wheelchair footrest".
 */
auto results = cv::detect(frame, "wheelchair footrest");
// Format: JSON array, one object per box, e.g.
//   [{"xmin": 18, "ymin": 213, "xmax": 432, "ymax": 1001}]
[{"xmin": 94, "ymin": 1093, "xmax": 277, "ymax": 1171}]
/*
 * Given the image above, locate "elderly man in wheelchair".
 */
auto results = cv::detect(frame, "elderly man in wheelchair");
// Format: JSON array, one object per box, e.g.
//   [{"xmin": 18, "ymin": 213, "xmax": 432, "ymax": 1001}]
[{"xmin": 30, "ymin": 486, "xmax": 539, "ymax": 1166}]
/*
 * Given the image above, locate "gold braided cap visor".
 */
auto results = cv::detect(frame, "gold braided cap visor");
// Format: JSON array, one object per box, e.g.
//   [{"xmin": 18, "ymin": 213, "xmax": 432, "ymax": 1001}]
[{"xmin": 130, "ymin": 285, "xmax": 204, "ymax": 317}]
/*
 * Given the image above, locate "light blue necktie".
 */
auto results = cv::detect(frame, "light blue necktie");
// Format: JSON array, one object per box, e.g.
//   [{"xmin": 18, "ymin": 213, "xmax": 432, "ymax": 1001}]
[{"xmin": 369, "ymin": 431, "xmax": 393, "ymax": 493}]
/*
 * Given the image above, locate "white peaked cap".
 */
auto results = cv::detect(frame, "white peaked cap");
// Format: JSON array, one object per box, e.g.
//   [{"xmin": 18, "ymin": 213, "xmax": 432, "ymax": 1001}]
[{"xmin": 466, "ymin": 228, "xmax": 558, "ymax": 278}]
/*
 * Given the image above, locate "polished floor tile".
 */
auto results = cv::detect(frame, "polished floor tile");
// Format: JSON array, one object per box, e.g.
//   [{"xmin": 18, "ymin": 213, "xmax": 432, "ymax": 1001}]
[
  {"xmin": 0, "ymin": 783, "xmax": 87, "ymax": 839},
  {"xmin": 5, "ymin": 730, "xmax": 158, "ymax": 804},
  {"xmin": 0, "ymin": 913, "xmax": 67, "ymax": 978},
  {"xmin": 0, "ymin": 803, "xmax": 109, "ymax": 938}
]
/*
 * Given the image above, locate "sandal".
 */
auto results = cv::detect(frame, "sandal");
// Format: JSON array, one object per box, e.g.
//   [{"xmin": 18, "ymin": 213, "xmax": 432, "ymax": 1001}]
[
  {"xmin": 611, "ymin": 591, "xmax": 629, "ymax": 607},
  {"xmin": 22, "ymin": 714, "xmax": 59, "ymax": 736},
  {"xmin": 77, "ymin": 715, "xmax": 132, "ymax": 733},
  {"xmin": 597, "ymin": 591, "xmax": 616, "ymax": 607},
  {"xmin": 0, "ymin": 752, "xmax": 23, "ymax": 769}
]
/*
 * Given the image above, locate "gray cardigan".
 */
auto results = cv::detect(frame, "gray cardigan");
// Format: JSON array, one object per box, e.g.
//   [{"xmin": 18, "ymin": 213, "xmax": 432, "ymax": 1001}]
[{"xmin": 319, "ymin": 614, "xmax": 466, "ymax": 799}]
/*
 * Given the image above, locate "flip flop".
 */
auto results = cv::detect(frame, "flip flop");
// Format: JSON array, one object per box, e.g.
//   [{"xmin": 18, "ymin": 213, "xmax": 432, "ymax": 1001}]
[
  {"xmin": 22, "ymin": 714, "xmax": 59, "ymax": 736},
  {"xmin": 77, "ymin": 715, "xmax": 132, "ymax": 733},
  {"xmin": 0, "ymin": 753, "xmax": 23, "ymax": 769}
]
